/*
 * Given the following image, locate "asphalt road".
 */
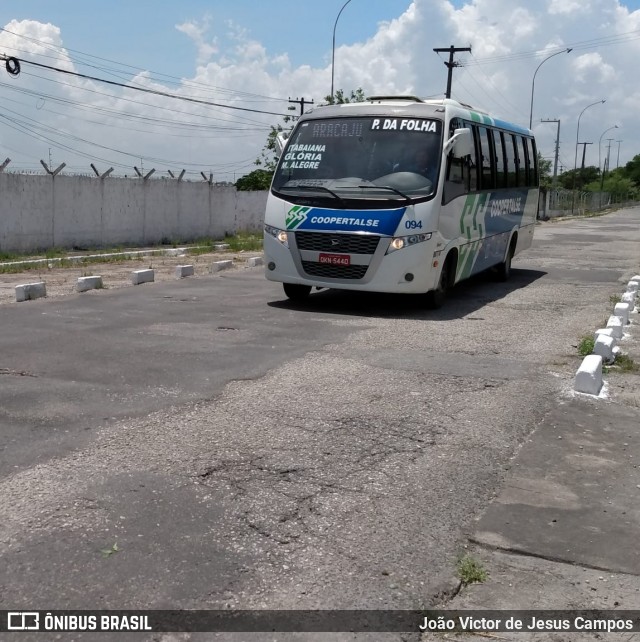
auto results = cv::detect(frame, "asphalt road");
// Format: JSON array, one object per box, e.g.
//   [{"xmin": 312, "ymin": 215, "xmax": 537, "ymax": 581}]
[{"xmin": 1, "ymin": 207, "xmax": 639, "ymax": 641}]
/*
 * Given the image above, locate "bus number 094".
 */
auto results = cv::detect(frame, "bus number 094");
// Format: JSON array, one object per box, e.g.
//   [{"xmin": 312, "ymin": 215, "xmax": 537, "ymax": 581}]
[{"xmin": 405, "ymin": 220, "xmax": 423, "ymax": 230}]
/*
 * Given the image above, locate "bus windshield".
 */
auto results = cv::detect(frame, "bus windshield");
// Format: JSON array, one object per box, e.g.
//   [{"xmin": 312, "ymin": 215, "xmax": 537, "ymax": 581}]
[{"xmin": 272, "ymin": 116, "xmax": 443, "ymax": 205}]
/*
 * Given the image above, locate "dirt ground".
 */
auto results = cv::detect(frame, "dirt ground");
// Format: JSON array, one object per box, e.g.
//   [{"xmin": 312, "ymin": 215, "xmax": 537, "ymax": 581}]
[{"xmin": 0, "ymin": 248, "xmax": 262, "ymax": 306}]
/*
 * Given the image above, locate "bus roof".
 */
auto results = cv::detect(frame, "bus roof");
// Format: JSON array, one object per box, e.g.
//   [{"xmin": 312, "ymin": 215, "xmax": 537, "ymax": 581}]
[{"xmin": 303, "ymin": 96, "xmax": 532, "ymax": 137}]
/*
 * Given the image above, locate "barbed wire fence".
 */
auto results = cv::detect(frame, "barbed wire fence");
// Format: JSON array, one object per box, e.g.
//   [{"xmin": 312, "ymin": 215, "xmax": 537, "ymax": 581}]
[{"xmin": 0, "ymin": 158, "xmax": 238, "ymax": 184}]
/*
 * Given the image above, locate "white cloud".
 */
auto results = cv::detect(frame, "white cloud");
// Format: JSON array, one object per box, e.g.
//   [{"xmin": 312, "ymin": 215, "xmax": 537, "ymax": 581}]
[
  {"xmin": 1, "ymin": 0, "xmax": 640, "ymax": 180},
  {"xmin": 548, "ymin": 0, "xmax": 587, "ymax": 15},
  {"xmin": 572, "ymin": 52, "xmax": 616, "ymax": 83},
  {"xmin": 175, "ymin": 17, "xmax": 218, "ymax": 66}
]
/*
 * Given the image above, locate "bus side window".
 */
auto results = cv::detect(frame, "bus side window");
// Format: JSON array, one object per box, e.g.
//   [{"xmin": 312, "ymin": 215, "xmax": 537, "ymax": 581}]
[
  {"xmin": 504, "ymin": 134, "xmax": 517, "ymax": 188},
  {"xmin": 469, "ymin": 124, "xmax": 479, "ymax": 192},
  {"xmin": 477, "ymin": 127, "xmax": 495, "ymax": 190},
  {"xmin": 492, "ymin": 130, "xmax": 507, "ymax": 188},
  {"xmin": 516, "ymin": 136, "xmax": 527, "ymax": 187},
  {"xmin": 526, "ymin": 137, "xmax": 538, "ymax": 186}
]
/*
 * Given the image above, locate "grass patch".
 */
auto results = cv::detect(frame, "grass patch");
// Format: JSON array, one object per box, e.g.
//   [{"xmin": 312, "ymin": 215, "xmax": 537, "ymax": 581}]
[
  {"xmin": 577, "ymin": 335, "xmax": 595, "ymax": 357},
  {"xmin": 609, "ymin": 294, "xmax": 622, "ymax": 305},
  {"xmin": 456, "ymin": 554, "xmax": 488, "ymax": 586},
  {"xmin": 610, "ymin": 354, "xmax": 638, "ymax": 373},
  {"xmin": 223, "ymin": 232, "xmax": 263, "ymax": 252}
]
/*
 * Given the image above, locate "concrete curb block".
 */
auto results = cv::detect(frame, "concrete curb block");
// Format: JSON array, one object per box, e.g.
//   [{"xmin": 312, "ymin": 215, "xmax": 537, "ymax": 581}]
[
  {"xmin": 77, "ymin": 276, "xmax": 103, "ymax": 292},
  {"xmin": 175, "ymin": 265, "xmax": 195, "ymax": 278},
  {"xmin": 593, "ymin": 334, "xmax": 616, "ymax": 364},
  {"xmin": 247, "ymin": 256, "xmax": 264, "ymax": 268},
  {"xmin": 622, "ymin": 292, "xmax": 636, "ymax": 308},
  {"xmin": 131, "ymin": 269, "xmax": 155, "ymax": 285},
  {"xmin": 214, "ymin": 244, "xmax": 230, "ymax": 251},
  {"xmin": 165, "ymin": 248, "xmax": 188, "ymax": 257},
  {"xmin": 210, "ymin": 260, "xmax": 233, "ymax": 273},
  {"xmin": 15, "ymin": 282, "xmax": 47, "ymax": 302},
  {"xmin": 614, "ymin": 302, "xmax": 631, "ymax": 325},
  {"xmin": 594, "ymin": 328, "xmax": 615, "ymax": 342},
  {"xmin": 606, "ymin": 315, "xmax": 624, "ymax": 340},
  {"xmin": 574, "ymin": 354, "xmax": 603, "ymax": 396}
]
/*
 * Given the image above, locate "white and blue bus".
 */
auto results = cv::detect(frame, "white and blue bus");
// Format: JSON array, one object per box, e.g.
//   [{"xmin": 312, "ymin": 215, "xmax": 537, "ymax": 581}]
[{"xmin": 264, "ymin": 96, "xmax": 539, "ymax": 307}]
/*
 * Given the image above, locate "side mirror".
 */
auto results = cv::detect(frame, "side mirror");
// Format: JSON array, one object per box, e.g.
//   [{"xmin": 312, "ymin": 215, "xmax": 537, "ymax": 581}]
[
  {"xmin": 451, "ymin": 128, "xmax": 472, "ymax": 158},
  {"xmin": 275, "ymin": 132, "xmax": 289, "ymax": 157}
]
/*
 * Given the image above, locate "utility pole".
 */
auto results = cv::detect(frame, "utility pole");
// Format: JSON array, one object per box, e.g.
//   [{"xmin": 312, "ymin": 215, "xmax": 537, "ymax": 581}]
[
  {"xmin": 605, "ymin": 138, "xmax": 614, "ymax": 174},
  {"xmin": 616, "ymin": 140, "xmax": 622, "ymax": 168},
  {"xmin": 577, "ymin": 142, "xmax": 592, "ymax": 170},
  {"xmin": 433, "ymin": 45, "xmax": 472, "ymax": 99},
  {"xmin": 288, "ymin": 97, "xmax": 314, "ymax": 117},
  {"xmin": 541, "ymin": 118, "xmax": 561, "ymax": 188}
]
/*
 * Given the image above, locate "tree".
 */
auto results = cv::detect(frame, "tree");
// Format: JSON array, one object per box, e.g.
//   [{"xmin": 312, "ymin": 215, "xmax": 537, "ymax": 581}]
[
  {"xmin": 557, "ymin": 166, "xmax": 600, "ymax": 191},
  {"xmin": 537, "ymin": 154, "xmax": 553, "ymax": 189},
  {"xmin": 620, "ymin": 154, "xmax": 640, "ymax": 187},
  {"xmin": 324, "ymin": 87, "xmax": 366, "ymax": 105},
  {"xmin": 235, "ymin": 169, "xmax": 273, "ymax": 191}
]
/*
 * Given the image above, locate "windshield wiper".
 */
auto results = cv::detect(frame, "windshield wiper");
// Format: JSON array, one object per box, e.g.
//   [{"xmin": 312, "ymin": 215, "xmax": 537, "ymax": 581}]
[
  {"xmin": 357, "ymin": 184, "xmax": 412, "ymax": 204},
  {"xmin": 279, "ymin": 184, "xmax": 345, "ymax": 205}
]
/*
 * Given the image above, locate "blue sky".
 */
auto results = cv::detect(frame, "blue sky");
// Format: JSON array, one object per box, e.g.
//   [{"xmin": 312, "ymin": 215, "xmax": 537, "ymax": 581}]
[
  {"xmin": 1, "ymin": 1, "xmax": 640, "ymax": 179},
  {"xmin": 0, "ymin": 1, "xmax": 412, "ymax": 79}
]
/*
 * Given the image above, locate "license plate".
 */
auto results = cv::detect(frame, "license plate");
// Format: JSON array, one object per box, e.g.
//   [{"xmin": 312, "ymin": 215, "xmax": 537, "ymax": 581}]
[{"xmin": 319, "ymin": 253, "xmax": 350, "ymax": 266}]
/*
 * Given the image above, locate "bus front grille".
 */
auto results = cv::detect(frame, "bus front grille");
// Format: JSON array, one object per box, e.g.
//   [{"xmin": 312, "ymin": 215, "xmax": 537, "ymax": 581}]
[
  {"xmin": 295, "ymin": 231, "xmax": 380, "ymax": 255},
  {"xmin": 302, "ymin": 261, "xmax": 368, "ymax": 280}
]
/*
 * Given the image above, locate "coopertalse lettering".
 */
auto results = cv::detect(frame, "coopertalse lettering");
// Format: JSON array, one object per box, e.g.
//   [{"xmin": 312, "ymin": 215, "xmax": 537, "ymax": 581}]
[{"xmin": 310, "ymin": 216, "xmax": 380, "ymax": 227}]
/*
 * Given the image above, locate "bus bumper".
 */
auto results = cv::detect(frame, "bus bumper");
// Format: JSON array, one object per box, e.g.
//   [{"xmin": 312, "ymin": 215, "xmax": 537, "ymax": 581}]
[{"xmin": 264, "ymin": 233, "xmax": 440, "ymax": 294}]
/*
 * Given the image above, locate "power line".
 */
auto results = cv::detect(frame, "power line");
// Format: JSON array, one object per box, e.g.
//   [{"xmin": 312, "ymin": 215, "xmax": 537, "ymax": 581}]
[
  {"xmin": 0, "ymin": 54, "xmax": 292, "ymax": 118},
  {"xmin": 0, "ymin": 73, "xmax": 273, "ymax": 129},
  {"xmin": 0, "ymin": 26, "xmax": 289, "ymax": 103},
  {"xmin": 464, "ymin": 28, "xmax": 640, "ymax": 66}
]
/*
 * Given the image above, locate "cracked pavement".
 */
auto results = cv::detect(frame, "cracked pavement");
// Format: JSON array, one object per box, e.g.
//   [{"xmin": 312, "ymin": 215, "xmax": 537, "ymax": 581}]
[{"xmin": 0, "ymin": 207, "xmax": 639, "ymax": 641}]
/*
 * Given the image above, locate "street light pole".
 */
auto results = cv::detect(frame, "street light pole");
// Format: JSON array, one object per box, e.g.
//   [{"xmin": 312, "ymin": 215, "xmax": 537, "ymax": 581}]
[
  {"xmin": 572, "ymin": 99, "xmax": 605, "ymax": 213},
  {"xmin": 529, "ymin": 48, "xmax": 572, "ymax": 129},
  {"xmin": 331, "ymin": 0, "xmax": 354, "ymax": 100}
]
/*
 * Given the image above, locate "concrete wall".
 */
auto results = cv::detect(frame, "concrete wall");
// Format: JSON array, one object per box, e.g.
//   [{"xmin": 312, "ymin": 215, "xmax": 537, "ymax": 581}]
[{"xmin": 0, "ymin": 173, "xmax": 268, "ymax": 252}]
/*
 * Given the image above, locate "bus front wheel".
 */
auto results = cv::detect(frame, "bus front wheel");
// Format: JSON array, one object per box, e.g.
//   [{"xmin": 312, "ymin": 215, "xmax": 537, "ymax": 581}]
[
  {"xmin": 425, "ymin": 259, "xmax": 451, "ymax": 309},
  {"xmin": 283, "ymin": 283, "xmax": 311, "ymax": 301},
  {"xmin": 495, "ymin": 238, "xmax": 516, "ymax": 282}
]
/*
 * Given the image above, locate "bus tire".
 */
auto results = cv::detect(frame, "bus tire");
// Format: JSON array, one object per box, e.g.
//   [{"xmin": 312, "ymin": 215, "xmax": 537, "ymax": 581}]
[
  {"xmin": 283, "ymin": 283, "xmax": 311, "ymax": 301},
  {"xmin": 425, "ymin": 256, "xmax": 453, "ymax": 309},
  {"xmin": 495, "ymin": 236, "xmax": 516, "ymax": 282}
]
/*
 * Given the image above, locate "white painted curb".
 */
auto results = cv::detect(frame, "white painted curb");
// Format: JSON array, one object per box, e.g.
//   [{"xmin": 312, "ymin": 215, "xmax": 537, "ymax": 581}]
[
  {"xmin": 214, "ymin": 243, "xmax": 230, "ymax": 251},
  {"xmin": 247, "ymin": 256, "xmax": 264, "ymax": 268},
  {"xmin": 627, "ymin": 281, "xmax": 639, "ymax": 294},
  {"xmin": 593, "ymin": 334, "xmax": 616, "ymax": 364},
  {"xmin": 606, "ymin": 315, "xmax": 623, "ymax": 339},
  {"xmin": 77, "ymin": 276, "xmax": 103, "ymax": 292},
  {"xmin": 211, "ymin": 260, "xmax": 233, "ymax": 273},
  {"xmin": 175, "ymin": 265, "xmax": 195, "ymax": 278},
  {"xmin": 131, "ymin": 269, "xmax": 155, "ymax": 285},
  {"xmin": 15, "ymin": 282, "xmax": 47, "ymax": 302},
  {"xmin": 614, "ymin": 302, "xmax": 631, "ymax": 325},
  {"xmin": 574, "ymin": 354, "xmax": 603, "ymax": 396},
  {"xmin": 594, "ymin": 328, "xmax": 615, "ymax": 341},
  {"xmin": 622, "ymin": 292, "xmax": 636, "ymax": 308}
]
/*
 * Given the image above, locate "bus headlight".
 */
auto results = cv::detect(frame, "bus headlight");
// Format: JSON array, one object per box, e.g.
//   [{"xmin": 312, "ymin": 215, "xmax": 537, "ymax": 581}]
[
  {"xmin": 386, "ymin": 232, "xmax": 432, "ymax": 254},
  {"xmin": 265, "ymin": 225, "xmax": 289, "ymax": 248}
]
